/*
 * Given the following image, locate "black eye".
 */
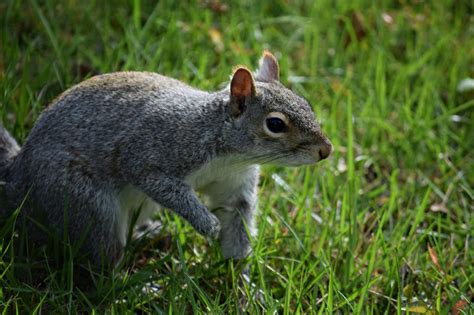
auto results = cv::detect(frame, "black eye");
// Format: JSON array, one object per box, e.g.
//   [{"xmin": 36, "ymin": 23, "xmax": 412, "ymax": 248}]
[{"xmin": 266, "ymin": 117, "xmax": 286, "ymax": 133}]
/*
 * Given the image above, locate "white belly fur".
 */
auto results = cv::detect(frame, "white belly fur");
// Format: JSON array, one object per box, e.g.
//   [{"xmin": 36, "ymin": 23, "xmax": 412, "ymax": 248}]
[
  {"xmin": 185, "ymin": 155, "xmax": 253, "ymax": 191},
  {"xmin": 117, "ymin": 186, "xmax": 159, "ymax": 246}
]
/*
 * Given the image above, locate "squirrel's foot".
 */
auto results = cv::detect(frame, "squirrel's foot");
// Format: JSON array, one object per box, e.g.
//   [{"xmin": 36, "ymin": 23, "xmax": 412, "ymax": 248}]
[{"xmin": 195, "ymin": 212, "xmax": 221, "ymax": 239}]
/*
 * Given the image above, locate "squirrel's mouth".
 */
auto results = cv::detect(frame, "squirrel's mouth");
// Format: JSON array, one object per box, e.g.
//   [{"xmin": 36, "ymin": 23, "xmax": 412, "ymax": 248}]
[
  {"xmin": 274, "ymin": 145, "xmax": 331, "ymax": 167},
  {"xmin": 245, "ymin": 146, "xmax": 330, "ymax": 167},
  {"xmin": 264, "ymin": 153, "xmax": 323, "ymax": 167},
  {"xmin": 277, "ymin": 158, "xmax": 322, "ymax": 167}
]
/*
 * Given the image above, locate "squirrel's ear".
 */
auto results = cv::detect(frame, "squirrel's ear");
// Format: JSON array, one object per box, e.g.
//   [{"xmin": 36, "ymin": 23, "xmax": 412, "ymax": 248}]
[
  {"xmin": 255, "ymin": 51, "xmax": 280, "ymax": 82},
  {"xmin": 230, "ymin": 67, "xmax": 256, "ymax": 117}
]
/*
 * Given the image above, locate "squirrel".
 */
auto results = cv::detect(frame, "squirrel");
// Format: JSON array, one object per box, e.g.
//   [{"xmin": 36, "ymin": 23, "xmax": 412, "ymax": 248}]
[{"xmin": 0, "ymin": 51, "xmax": 332, "ymax": 269}]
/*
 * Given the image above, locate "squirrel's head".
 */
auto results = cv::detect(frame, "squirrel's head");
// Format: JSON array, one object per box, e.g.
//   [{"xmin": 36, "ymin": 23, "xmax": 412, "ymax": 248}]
[{"xmin": 222, "ymin": 51, "xmax": 332, "ymax": 166}]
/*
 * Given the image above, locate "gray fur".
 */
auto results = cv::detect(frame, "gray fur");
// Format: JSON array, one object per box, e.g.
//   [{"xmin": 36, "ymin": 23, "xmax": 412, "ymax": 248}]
[
  {"xmin": 0, "ymin": 124, "xmax": 20, "ymax": 176},
  {"xmin": 0, "ymin": 53, "xmax": 332, "ymax": 268}
]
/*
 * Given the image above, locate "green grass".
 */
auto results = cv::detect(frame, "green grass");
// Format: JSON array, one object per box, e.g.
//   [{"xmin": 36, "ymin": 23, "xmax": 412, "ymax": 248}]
[{"xmin": 1, "ymin": 0, "xmax": 473, "ymax": 313}]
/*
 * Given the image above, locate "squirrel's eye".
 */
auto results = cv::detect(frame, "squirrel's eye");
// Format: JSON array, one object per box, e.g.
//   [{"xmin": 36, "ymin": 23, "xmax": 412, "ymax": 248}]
[
  {"xmin": 264, "ymin": 112, "xmax": 289, "ymax": 137},
  {"xmin": 266, "ymin": 117, "xmax": 286, "ymax": 133}
]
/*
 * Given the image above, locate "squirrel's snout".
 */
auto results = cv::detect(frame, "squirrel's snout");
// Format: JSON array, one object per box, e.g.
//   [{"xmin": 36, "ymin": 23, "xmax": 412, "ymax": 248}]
[
  {"xmin": 313, "ymin": 137, "xmax": 332, "ymax": 161},
  {"xmin": 318, "ymin": 142, "xmax": 332, "ymax": 160}
]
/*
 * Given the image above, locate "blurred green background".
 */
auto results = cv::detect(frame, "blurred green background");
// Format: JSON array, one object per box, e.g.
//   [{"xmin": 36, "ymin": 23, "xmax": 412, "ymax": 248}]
[{"xmin": 0, "ymin": 0, "xmax": 472, "ymax": 313}]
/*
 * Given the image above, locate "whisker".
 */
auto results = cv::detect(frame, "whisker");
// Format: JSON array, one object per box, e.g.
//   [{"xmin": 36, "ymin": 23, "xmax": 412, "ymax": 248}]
[
  {"xmin": 210, "ymin": 147, "xmax": 304, "ymax": 179},
  {"xmin": 218, "ymin": 152, "xmax": 291, "ymax": 178}
]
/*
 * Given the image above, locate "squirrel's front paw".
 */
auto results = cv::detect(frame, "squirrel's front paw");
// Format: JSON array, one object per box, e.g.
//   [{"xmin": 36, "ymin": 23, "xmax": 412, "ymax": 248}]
[{"xmin": 196, "ymin": 212, "xmax": 221, "ymax": 239}]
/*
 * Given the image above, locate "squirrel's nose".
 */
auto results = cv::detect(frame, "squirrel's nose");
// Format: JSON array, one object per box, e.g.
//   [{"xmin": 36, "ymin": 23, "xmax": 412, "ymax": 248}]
[{"xmin": 317, "ymin": 139, "xmax": 333, "ymax": 161}]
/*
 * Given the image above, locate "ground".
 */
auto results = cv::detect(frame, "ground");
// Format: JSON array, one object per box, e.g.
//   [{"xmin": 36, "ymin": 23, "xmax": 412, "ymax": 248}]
[{"xmin": 0, "ymin": 0, "xmax": 473, "ymax": 313}]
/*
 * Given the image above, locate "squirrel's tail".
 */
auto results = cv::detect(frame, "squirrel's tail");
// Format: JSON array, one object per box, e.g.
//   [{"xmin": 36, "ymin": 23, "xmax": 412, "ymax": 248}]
[
  {"xmin": 0, "ymin": 124, "xmax": 20, "ymax": 221},
  {"xmin": 0, "ymin": 124, "xmax": 20, "ymax": 177}
]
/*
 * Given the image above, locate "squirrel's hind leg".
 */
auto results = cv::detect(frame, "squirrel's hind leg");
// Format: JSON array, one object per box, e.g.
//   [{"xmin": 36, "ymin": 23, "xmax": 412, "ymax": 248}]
[
  {"xmin": 68, "ymin": 187, "xmax": 125, "ymax": 268},
  {"xmin": 25, "ymin": 178, "xmax": 126, "ymax": 270},
  {"xmin": 207, "ymin": 166, "xmax": 260, "ymax": 260}
]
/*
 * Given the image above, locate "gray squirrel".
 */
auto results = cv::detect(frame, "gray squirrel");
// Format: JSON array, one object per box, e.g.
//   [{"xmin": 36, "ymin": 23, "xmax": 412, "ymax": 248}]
[{"xmin": 0, "ymin": 51, "xmax": 332, "ymax": 268}]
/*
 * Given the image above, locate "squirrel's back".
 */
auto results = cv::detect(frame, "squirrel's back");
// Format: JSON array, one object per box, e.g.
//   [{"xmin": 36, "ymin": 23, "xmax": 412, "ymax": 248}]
[
  {"xmin": 22, "ymin": 70, "xmax": 213, "ymax": 150},
  {"xmin": 6, "ymin": 71, "xmax": 222, "ymax": 190}
]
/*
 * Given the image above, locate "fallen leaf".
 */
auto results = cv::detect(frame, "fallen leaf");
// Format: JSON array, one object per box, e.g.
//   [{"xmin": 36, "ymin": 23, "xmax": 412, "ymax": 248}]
[
  {"xmin": 430, "ymin": 203, "xmax": 448, "ymax": 214},
  {"xmin": 381, "ymin": 12, "xmax": 394, "ymax": 25},
  {"xmin": 406, "ymin": 305, "xmax": 428, "ymax": 313},
  {"xmin": 405, "ymin": 303, "xmax": 437, "ymax": 314},
  {"xmin": 376, "ymin": 195, "xmax": 389, "ymax": 205},
  {"xmin": 364, "ymin": 163, "xmax": 378, "ymax": 183},
  {"xmin": 427, "ymin": 244, "xmax": 442, "ymax": 272},
  {"xmin": 289, "ymin": 206, "xmax": 298, "ymax": 220},
  {"xmin": 457, "ymin": 78, "xmax": 474, "ymax": 93},
  {"xmin": 176, "ymin": 20, "xmax": 191, "ymax": 33},
  {"xmin": 350, "ymin": 11, "xmax": 366, "ymax": 41},
  {"xmin": 342, "ymin": 11, "xmax": 367, "ymax": 47},
  {"xmin": 451, "ymin": 299, "xmax": 469, "ymax": 315},
  {"xmin": 202, "ymin": 0, "xmax": 229, "ymax": 14},
  {"xmin": 208, "ymin": 27, "xmax": 224, "ymax": 52},
  {"xmin": 75, "ymin": 62, "xmax": 98, "ymax": 80},
  {"xmin": 337, "ymin": 157, "xmax": 347, "ymax": 173},
  {"xmin": 403, "ymin": 284, "xmax": 414, "ymax": 300},
  {"xmin": 230, "ymin": 42, "xmax": 242, "ymax": 54}
]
